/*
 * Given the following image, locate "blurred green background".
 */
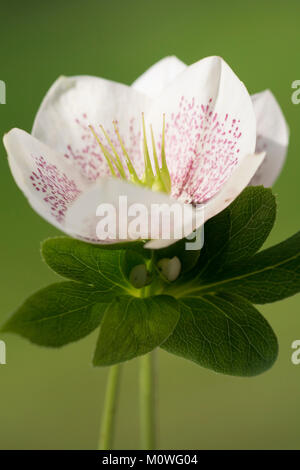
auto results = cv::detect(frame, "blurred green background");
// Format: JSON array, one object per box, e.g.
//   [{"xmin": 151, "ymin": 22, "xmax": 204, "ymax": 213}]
[{"xmin": 0, "ymin": 0, "xmax": 300, "ymax": 449}]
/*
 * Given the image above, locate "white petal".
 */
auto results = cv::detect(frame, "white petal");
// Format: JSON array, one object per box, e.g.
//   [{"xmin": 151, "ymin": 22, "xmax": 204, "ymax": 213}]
[
  {"xmin": 250, "ymin": 90, "xmax": 289, "ymax": 187},
  {"xmin": 3, "ymin": 128, "xmax": 87, "ymax": 235},
  {"xmin": 132, "ymin": 56, "xmax": 187, "ymax": 98},
  {"xmin": 146, "ymin": 56, "xmax": 256, "ymax": 204},
  {"xmin": 32, "ymin": 75, "xmax": 151, "ymax": 181},
  {"xmin": 204, "ymin": 152, "xmax": 266, "ymax": 221},
  {"xmin": 65, "ymin": 178, "xmax": 200, "ymax": 247}
]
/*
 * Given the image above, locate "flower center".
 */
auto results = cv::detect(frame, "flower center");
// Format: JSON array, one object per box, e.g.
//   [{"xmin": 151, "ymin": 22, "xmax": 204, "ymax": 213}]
[{"xmin": 89, "ymin": 114, "xmax": 171, "ymax": 194}]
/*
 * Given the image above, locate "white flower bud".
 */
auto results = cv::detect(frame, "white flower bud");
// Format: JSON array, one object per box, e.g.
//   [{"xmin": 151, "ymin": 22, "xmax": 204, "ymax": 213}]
[
  {"xmin": 157, "ymin": 256, "xmax": 181, "ymax": 282},
  {"xmin": 129, "ymin": 264, "xmax": 150, "ymax": 288}
]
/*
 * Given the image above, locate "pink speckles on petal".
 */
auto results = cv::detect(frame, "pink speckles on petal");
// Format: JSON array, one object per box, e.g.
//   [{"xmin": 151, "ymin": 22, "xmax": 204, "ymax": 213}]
[
  {"xmin": 164, "ymin": 97, "xmax": 242, "ymax": 204},
  {"xmin": 64, "ymin": 113, "xmax": 143, "ymax": 181},
  {"xmin": 64, "ymin": 114, "xmax": 108, "ymax": 180},
  {"xmin": 30, "ymin": 156, "xmax": 81, "ymax": 223}
]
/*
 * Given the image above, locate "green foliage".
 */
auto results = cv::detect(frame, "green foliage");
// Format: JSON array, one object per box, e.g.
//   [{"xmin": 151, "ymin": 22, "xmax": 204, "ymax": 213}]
[
  {"xmin": 2, "ymin": 282, "xmax": 107, "ymax": 347},
  {"xmin": 197, "ymin": 186, "xmax": 276, "ymax": 277},
  {"xmin": 203, "ymin": 231, "xmax": 300, "ymax": 304},
  {"xmin": 162, "ymin": 293, "xmax": 278, "ymax": 376},
  {"xmin": 42, "ymin": 237, "xmax": 144, "ymax": 298},
  {"xmin": 93, "ymin": 295, "xmax": 180, "ymax": 366},
  {"xmin": 2, "ymin": 187, "xmax": 300, "ymax": 376}
]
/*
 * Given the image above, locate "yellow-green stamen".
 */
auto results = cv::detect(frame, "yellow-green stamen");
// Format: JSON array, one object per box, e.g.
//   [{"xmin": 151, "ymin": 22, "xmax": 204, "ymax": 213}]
[
  {"xmin": 141, "ymin": 113, "xmax": 155, "ymax": 187},
  {"xmin": 159, "ymin": 114, "xmax": 171, "ymax": 193},
  {"xmin": 90, "ymin": 115, "xmax": 172, "ymax": 194},
  {"xmin": 113, "ymin": 121, "xmax": 141, "ymax": 186},
  {"xmin": 88, "ymin": 125, "xmax": 117, "ymax": 177},
  {"xmin": 99, "ymin": 124, "xmax": 127, "ymax": 179}
]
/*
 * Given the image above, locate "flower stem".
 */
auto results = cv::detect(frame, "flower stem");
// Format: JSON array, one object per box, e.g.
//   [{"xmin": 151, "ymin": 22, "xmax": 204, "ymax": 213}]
[
  {"xmin": 139, "ymin": 350, "xmax": 157, "ymax": 449},
  {"xmin": 98, "ymin": 364, "xmax": 122, "ymax": 450}
]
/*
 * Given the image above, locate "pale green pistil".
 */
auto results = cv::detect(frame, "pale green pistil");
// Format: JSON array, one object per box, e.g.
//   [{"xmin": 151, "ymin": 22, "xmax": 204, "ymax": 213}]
[{"xmin": 89, "ymin": 114, "xmax": 171, "ymax": 194}]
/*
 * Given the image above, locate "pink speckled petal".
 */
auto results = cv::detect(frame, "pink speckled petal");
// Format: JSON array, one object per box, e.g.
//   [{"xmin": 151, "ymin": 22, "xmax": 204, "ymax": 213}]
[
  {"xmin": 204, "ymin": 152, "xmax": 266, "ymax": 221},
  {"xmin": 3, "ymin": 128, "xmax": 88, "ymax": 235},
  {"xmin": 249, "ymin": 90, "xmax": 289, "ymax": 187},
  {"xmin": 132, "ymin": 56, "xmax": 186, "ymax": 98},
  {"xmin": 32, "ymin": 76, "xmax": 151, "ymax": 182},
  {"xmin": 147, "ymin": 56, "xmax": 256, "ymax": 204}
]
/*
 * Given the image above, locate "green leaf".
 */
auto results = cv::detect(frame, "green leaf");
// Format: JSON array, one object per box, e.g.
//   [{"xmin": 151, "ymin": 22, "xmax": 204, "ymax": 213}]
[
  {"xmin": 80, "ymin": 238, "xmax": 150, "ymax": 257},
  {"xmin": 202, "ymin": 231, "xmax": 300, "ymax": 304},
  {"xmin": 162, "ymin": 292, "xmax": 278, "ymax": 376},
  {"xmin": 93, "ymin": 295, "xmax": 180, "ymax": 366},
  {"xmin": 42, "ymin": 237, "xmax": 148, "ymax": 296},
  {"xmin": 2, "ymin": 282, "xmax": 107, "ymax": 347},
  {"xmin": 197, "ymin": 186, "xmax": 276, "ymax": 278}
]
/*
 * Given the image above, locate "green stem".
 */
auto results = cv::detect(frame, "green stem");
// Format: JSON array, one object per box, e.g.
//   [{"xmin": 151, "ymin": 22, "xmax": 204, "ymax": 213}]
[
  {"xmin": 139, "ymin": 350, "xmax": 157, "ymax": 449},
  {"xmin": 98, "ymin": 364, "xmax": 122, "ymax": 450}
]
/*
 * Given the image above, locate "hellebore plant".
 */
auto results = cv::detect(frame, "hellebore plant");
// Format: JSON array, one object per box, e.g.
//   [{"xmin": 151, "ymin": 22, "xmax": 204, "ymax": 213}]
[{"xmin": 2, "ymin": 56, "xmax": 300, "ymax": 450}]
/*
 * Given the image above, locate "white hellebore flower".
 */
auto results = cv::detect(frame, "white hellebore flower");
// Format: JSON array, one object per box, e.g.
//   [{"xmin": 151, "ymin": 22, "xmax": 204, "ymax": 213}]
[{"xmin": 3, "ymin": 56, "xmax": 289, "ymax": 249}]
